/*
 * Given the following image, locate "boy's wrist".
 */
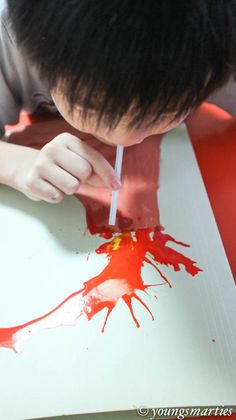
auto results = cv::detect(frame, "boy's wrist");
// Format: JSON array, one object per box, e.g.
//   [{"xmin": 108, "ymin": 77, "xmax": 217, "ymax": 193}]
[
  {"xmin": 0, "ymin": 140, "xmax": 29, "ymax": 189},
  {"xmin": 0, "ymin": 140, "xmax": 15, "ymax": 187}
]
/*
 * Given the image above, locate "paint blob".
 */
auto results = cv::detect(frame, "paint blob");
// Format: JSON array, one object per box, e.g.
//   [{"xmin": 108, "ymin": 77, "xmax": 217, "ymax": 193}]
[{"xmin": 0, "ymin": 228, "xmax": 201, "ymax": 353}]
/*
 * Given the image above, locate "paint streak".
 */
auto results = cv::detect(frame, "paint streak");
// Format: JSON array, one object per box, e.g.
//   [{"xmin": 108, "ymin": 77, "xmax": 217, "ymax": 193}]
[
  {"xmin": 0, "ymin": 228, "xmax": 201, "ymax": 353},
  {"xmin": 77, "ymin": 133, "xmax": 162, "ymax": 233}
]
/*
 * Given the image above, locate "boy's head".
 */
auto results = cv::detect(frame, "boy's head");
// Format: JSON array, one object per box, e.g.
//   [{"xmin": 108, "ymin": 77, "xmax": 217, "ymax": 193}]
[{"xmin": 7, "ymin": 0, "xmax": 236, "ymax": 146}]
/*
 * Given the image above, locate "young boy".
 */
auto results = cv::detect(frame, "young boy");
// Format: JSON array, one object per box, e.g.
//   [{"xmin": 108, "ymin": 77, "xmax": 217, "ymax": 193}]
[{"xmin": 0, "ymin": 0, "xmax": 235, "ymax": 205}]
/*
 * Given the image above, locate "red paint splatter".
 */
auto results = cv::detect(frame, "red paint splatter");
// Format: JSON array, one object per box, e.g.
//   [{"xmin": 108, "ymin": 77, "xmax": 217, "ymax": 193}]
[
  {"xmin": 1, "ymin": 124, "xmax": 202, "ymax": 353},
  {"xmin": 0, "ymin": 228, "xmax": 201, "ymax": 353}
]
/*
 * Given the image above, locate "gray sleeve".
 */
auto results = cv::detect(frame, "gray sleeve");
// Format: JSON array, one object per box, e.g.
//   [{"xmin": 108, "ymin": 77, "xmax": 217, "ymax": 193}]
[{"xmin": 0, "ymin": 9, "xmax": 21, "ymax": 136}]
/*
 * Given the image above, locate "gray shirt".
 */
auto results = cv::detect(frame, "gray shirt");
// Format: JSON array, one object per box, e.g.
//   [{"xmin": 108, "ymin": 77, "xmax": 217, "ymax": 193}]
[
  {"xmin": 0, "ymin": 6, "xmax": 236, "ymax": 138},
  {"xmin": 0, "ymin": 8, "xmax": 58, "ymax": 137}
]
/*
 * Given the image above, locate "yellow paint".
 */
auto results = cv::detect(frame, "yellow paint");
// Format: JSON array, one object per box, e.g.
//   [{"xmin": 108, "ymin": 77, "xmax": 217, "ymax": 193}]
[
  {"xmin": 111, "ymin": 236, "xmax": 122, "ymax": 250},
  {"xmin": 108, "ymin": 232, "xmax": 134, "ymax": 251}
]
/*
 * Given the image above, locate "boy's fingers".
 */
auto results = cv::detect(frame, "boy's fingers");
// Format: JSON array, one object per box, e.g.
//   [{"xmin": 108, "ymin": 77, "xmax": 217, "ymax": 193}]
[
  {"xmin": 41, "ymin": 163, "xmax": 80, "ymax": 195},
  {"xmin": 24, "ymin": 193, "xmax": 42, "ymax": 202},
  {"xmin": 54, "ymin": 148, "xmax": 94, "ymax": 185},
  {"xmin": 86, "ymin": 173, "xmax": 109, "ymax": 187},
  {"xmin": 26, "ymin": 177, "xmax": 64, "ymax": 203},
  {"xmin": 63, "ymin": 134, "xmax": 120, "ymax": 189}
]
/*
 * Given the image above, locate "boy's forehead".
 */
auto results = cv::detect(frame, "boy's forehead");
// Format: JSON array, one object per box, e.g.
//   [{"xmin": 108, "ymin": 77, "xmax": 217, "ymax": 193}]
[{"xmin": 52, "ymin": 86, "xmax": 187, "ymax": 134}]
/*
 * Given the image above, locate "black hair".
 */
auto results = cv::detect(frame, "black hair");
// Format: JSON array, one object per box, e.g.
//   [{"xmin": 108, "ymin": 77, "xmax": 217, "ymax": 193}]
[{"xmin": 6, "ymin": 0, "xmax": 236, "ymax": 129}]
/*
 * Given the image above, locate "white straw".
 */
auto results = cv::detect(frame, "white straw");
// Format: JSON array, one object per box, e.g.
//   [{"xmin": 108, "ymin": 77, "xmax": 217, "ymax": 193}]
[{"xmin": 108, "ymin": 145, "xmax": 124, "ymax": 226}]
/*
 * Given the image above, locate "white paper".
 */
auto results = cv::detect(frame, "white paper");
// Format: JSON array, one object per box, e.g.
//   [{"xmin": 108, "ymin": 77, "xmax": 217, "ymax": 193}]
[{"xmin": 0, "ymin": 126, "xmax": 235, "ymax": 420}]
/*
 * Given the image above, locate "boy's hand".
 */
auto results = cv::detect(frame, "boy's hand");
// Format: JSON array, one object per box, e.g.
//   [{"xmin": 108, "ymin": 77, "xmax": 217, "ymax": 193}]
[{"xmin": 10, "ymin": 133, "xmax": 120, "ymax": 203}]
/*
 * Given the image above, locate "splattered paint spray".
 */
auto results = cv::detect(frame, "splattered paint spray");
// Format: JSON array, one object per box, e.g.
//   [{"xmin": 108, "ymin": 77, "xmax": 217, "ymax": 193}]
[{"xmin": 0, "ymin": 134, "xmax": 202, "ymax": 352}]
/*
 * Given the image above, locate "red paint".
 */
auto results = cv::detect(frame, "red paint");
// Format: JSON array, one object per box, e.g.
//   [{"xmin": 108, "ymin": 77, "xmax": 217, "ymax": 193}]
[
  {"xmin": 0, "ymin": 228, "xmax": 201, "ymax": 352},
  {"xmin": 1, "ymin": 117, "xmax": 202, "ymax": 353}
]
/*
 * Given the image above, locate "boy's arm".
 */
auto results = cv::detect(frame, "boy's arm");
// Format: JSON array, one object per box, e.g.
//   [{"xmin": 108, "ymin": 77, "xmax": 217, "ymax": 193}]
[{"xmin": 0, "ymin": 139, "xmax": 38, "ymax": 188}]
